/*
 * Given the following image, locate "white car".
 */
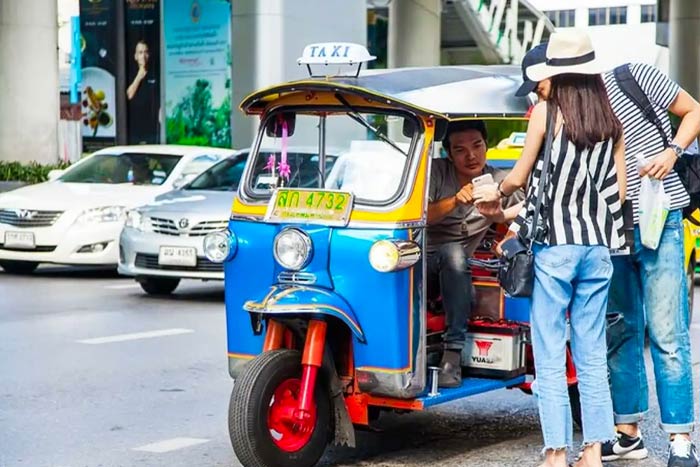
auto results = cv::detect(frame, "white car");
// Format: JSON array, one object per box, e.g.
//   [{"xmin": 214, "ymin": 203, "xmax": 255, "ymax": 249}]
[{"xmin": 0, "ymin": 145, "xmax": 235, "ymax": 274}]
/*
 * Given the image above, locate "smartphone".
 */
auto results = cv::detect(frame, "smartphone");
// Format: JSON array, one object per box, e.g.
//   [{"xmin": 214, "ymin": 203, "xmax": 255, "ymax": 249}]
[{"xmin": 472, "ymin": 173, "xmax": 494, "ymax": 187}]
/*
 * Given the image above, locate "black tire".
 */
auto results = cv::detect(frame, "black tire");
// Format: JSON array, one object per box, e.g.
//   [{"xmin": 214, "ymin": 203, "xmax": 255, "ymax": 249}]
[
  {"xmin": 138, "ymin": 277, "xmax": 180, "ymax": 295},
  {"xmin": 0, "ymin": 260, "xmax": 38, "ymax": 274},
  {"xmin": 229, "ymin": 349, "xmax": 332, "ymax": 467},
  {"xmin": 569, "ymin": 383, "xmax": 582, "ymax": 431}
]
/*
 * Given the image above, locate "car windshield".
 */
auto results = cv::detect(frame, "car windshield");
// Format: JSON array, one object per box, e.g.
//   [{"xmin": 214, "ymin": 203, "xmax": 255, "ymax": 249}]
[
  {"xmin": 246, "ymin": 111, "xmax": 415, "ymax": 205},
  {"xmin": 186, "ymin": 156, "xmax": 247, "ymax": 191},
  {"xmin": 59, "ymin": 153, "xmax": 181, "ymax": 185}
]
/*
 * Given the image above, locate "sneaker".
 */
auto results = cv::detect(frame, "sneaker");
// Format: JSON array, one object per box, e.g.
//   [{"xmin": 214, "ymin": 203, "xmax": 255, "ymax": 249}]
[
  {"xmin": 668, "ymin": 436, "xmax": 699, "ymax": 467},
  {"xmin": 601, "ymin": 431, "xmax": 649, "ymax": 461}
]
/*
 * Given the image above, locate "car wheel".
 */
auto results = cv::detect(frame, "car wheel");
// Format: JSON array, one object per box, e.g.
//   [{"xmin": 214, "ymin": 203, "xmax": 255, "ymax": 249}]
[
  {"xmin": 138, "ymin": 277, "xmax": 180, "ymax": 295},
  {"xmin": 0, "ymin": 260, "xmax": 38, "ymax": 275}
]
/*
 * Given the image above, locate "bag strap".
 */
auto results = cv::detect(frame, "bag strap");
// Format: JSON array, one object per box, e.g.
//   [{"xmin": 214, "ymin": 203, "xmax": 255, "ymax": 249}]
[
  {"xmin": 526, "ymin": 101, "xmax": 557, "ymax": 249},
  {"xmin": 613, "ymin": 64, "xmax": 669, "ymax": 146}
]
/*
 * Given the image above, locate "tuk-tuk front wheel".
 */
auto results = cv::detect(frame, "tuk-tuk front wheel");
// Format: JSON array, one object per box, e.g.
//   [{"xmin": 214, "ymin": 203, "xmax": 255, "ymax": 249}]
[{"xmin": 229, "ymin": 349, "xmax": 331, "ymax": 467}]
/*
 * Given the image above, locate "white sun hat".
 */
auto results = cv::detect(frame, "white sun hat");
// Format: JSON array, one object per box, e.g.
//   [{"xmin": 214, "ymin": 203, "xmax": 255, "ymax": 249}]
[{"xmin": 526, "ymin": 29, "xmax": 607, "ymax": 82}]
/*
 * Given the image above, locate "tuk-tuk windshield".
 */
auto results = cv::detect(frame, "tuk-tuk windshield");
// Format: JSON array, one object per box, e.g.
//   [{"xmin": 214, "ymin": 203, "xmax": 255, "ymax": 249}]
[{"xmin": 246, "ymin": 110, "xmax": 418, "ymax": 206}]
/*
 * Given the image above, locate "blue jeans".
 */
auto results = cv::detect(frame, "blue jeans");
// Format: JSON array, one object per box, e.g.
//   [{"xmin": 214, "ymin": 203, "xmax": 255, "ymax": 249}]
[
  {"xmin": 531, "ymin": 244, "xmax": 615, "ymax": 450},
  {"xmin": 427, "ymin": 242, "xmax": 471, "ymax": 351},
  {"xmin": 606, "ymin": 209, "xmax": 695, "ymax": 433}
]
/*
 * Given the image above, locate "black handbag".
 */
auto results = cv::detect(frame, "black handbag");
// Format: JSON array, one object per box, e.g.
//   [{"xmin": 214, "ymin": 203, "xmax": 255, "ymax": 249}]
[{"xmin": 497, "ymin": 102, "xmax": 556, "ymax": 298}]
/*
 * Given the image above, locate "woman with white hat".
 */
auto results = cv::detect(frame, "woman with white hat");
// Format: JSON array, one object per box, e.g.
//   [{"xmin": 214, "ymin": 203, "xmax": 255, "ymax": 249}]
[{"xmin": 474, "ymin": 29, "xmax": 626, "ymax": 467}]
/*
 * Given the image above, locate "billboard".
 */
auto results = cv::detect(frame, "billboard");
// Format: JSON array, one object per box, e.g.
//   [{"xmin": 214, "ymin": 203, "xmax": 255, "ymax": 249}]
[
  {"xmin": 79, "ymin": 0, "xmax": 118, "ymax": 150},
  {"xmin": 163, "ymin": 0, "xmax": 232, "ymax": 148},
  {"xmin": 125, "ymin": 0, "xmax": 161, "ymax": 144}
]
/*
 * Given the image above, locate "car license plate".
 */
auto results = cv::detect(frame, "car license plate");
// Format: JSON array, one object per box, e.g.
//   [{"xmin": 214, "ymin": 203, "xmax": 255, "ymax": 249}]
[
  {"xmin": 158, "ymin": 246, "xmax": 196, "ymax": 267},
  {"xmin": 4, "ymin": 231, "xmax": 35, "ymax": 249},
  {"xmin": 265, "ymin": 188, "xmax": 353, "ymax": 226}
]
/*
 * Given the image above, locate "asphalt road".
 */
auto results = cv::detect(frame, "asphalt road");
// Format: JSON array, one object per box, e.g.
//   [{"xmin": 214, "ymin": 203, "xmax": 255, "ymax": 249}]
[{"xmin": 1, "ymin": 266, "xmax": 698, "ymax": 467}]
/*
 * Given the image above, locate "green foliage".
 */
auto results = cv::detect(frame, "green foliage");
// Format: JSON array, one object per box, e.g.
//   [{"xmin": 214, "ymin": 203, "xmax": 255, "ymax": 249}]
[
  {"xmin": 485, "ymin": 120, "xmax": 528, "ymax": 147},
  {"xmin": 0, "ymin": 161, "xmax": 71, "ymax": 183},
  {"xmin": 166, "ymin": 78, "xmax": 232, "ymax": 148}
]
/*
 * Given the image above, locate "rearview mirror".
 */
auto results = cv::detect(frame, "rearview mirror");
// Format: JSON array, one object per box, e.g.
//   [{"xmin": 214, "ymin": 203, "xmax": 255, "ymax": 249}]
[
  {"xmin": 48, "ymin": 169, "xmax": 65, "ymax": 181},
  {"xmin": 265, "ymin": 112, "xmax": 296, "ymax": 138}
]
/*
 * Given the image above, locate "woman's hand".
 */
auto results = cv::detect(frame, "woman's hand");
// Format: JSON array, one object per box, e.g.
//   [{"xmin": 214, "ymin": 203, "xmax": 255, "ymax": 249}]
[
  {"xmin": 494, "ymin": 230, "xmax": 517, "ymax": 256},
  {"xmin": 476, "ymin": 201, "xmax": 505, "ymax": 223},
  {"xmin": 473, "ymin": 182, "xmax": 500, "ymax": 204}
]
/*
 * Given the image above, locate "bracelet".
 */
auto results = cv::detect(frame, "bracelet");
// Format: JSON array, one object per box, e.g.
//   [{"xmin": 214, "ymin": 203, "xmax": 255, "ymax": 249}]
[{"xmin": 497, "ymin": 181, "xmax": 507, "ymax": 198}]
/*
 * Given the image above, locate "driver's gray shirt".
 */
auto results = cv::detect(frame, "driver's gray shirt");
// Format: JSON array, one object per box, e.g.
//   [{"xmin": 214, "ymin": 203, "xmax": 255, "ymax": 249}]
[{"xmin": 427, "ymin": 159, "xmax": 523, "ymax": 255}]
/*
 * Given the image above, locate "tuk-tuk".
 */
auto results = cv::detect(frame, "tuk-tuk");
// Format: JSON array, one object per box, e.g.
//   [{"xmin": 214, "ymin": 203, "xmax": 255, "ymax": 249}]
[{"xmin": 203, "ymin": 43, "xmax": 580, "ymax": 467}]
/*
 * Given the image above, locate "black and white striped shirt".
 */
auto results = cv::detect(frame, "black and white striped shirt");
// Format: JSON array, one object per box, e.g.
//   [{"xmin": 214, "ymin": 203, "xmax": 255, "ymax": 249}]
[
  {"xmin": 513, "ymin": 124, "xmax": 625, "ymax": 249},
  {"xmin": 603, "ymin": 63, "xmax": 687, "ymax": 223}
]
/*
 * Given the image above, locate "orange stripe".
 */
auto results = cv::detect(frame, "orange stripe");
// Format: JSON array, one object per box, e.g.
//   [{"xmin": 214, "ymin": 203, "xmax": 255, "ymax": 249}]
[{"xmin": 228, "ymin": 352, "xmax": 256, "ymax": 360}]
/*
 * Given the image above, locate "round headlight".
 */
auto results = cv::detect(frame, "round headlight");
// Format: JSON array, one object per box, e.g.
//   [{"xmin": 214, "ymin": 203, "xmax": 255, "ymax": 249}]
[
  {"xmin": 369, "ymin": 240, "xmax": 400, "ymax": 272},
  {"xmin": 203, "ymin": 230, "xmax": 235, "ymax": 263},
  {"xmin": 369, "ymin": 239, "xmax": 421, "ymax": 272},
  {"xmin": 273, "ymin": 228, "xmax": 312, "ymax": 271}
]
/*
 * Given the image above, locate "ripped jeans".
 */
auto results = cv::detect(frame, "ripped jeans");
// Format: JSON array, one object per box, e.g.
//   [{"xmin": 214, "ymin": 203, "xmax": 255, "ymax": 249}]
[
  {"xmin": 531, "ymin": 244, "xmax": 615, "ymax": 451},
  {"xmin": 606, "ymin": 210, "xmax": 695, "ymax": 433}
]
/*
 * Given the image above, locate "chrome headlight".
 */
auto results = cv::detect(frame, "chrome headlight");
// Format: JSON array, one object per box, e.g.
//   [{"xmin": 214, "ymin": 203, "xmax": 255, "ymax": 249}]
[
  {"xmin": 203, "ymin": 229, "xmax": 236, "ymax": 263},
  {"xmin": 125, "ymin": 209, "xmax": 149, "ymax": 231},
  {"xmin": 369, "ymin": 239, "xmax": 421, "ymax": 272},
  {"xmin": 273, "ymin": 228, "xmax": 312, "ymax": 271},
  {"xmin": 76, "ymin": 206, "xmax": 126, "ymax": 224}
]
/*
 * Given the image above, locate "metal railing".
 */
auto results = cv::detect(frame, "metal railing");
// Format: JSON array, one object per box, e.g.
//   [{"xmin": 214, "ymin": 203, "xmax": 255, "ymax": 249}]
[{"xmin": 451, "ymin": 0, "xmax": 554, "ymax": 64}]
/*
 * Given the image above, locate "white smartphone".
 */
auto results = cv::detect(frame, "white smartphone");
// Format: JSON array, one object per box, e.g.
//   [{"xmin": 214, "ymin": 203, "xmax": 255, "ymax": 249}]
[{"xmin": 472, "ymin": 173, "xmax": 494, "ymax": 187}]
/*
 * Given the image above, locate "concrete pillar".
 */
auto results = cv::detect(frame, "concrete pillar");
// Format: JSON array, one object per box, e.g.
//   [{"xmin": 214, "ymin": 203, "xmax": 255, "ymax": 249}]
[
  {"xmin": 388, "ymin": 0, "xmax": 441, "ymax": 67},
  {"xmin": 669, "ymin": 0, "xmax": 700, "ymax": 100},
  {"xmin": 0, "ymin": 0, "xmax": 59, "ymax": 164}
]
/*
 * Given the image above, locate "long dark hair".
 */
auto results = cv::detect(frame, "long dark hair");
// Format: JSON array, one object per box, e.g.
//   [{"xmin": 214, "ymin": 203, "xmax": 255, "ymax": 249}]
[{"xmin": 549, "ymin": 73, "xmax": 622, "ymax": 150}]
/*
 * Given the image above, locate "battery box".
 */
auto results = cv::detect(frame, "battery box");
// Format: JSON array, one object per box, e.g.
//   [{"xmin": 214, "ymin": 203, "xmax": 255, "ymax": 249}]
[{"xmin": 461, "ymin": 319, "xmax": 528, "ymax": 379}]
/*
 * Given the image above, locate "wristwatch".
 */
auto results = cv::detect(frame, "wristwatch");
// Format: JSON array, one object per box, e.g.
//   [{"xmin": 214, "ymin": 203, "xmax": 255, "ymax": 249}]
[{"xmin": 669, "ymin": 142, "xmax": 685, "ymax": 158}]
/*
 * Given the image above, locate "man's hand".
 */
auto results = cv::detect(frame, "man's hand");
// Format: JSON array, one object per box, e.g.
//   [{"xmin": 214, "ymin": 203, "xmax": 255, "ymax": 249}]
[
  {"xmin": 476, "ymin": 201, "xmax": 505, "ymax": 223},
  {"xmin": 473, "ymin": 182, "xmax": 500, "ymax": 204},
  {"xmin": 455, "ymin": 183, "xmax": 474, "ymax": 205},
  {"xmin": 639, "ymin": 148, "xmax": 678, "ymax": 180}
]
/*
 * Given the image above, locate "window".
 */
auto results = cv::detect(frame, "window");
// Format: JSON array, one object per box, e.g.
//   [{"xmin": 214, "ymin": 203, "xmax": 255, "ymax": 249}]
[
  {"xmin": 588, "ymin": 7, "xmax": 607, "ymax": 25},
  {"xmin": 59, "ymin": 153, "xmax": 181, "ymax": 185},
  {"xmin": 641, "ymin": 4, "xmax": 656, "ymax": 23},
  {"xmin": 545, "ymin": 9, "xmax": 576, "ymax": 28},
  {"xmin": 246, "ymin": 112, "xmax": 415, "ymax": 204},
  {"xmin": 589, "ymin": 6, "xmax": 627, "ymax": 26},
  {"xmin": 609, "ymin": 6, "xmax": 627, "ymax": 24},
  {"xmin": 187, "ymin": 156, "xmax": 248, "ymax": 191}
]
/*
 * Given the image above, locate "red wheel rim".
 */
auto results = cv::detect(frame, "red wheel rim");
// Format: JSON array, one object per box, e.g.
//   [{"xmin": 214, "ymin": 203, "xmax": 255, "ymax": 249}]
[{"xmin": 267, "ymin": 378, "xmax": 317, "ymax": 452}]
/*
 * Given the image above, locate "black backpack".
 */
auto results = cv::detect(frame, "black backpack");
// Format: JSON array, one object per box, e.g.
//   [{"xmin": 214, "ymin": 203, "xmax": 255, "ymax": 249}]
[{"xmin": 613, "ymin": 64, "xmax": 700, "ymax": 225}]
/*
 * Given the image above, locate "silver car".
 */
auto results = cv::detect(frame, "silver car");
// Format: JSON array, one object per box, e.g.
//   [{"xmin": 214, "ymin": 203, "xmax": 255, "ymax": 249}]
[{"xmin": 118, "ymin": 148, "xmax": 336, "ymax": 294}]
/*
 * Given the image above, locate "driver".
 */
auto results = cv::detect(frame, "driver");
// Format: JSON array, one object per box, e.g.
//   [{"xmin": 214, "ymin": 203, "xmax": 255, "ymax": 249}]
[{"xmin": 427, "ymin": 120, "xmax": 524, "ymax": 387}]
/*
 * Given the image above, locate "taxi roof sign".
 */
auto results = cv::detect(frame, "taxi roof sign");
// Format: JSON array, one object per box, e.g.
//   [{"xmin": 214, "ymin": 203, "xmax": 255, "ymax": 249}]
[{"xmin": 298, "ymin": 42, "xmax": 376, "ymax": 77}]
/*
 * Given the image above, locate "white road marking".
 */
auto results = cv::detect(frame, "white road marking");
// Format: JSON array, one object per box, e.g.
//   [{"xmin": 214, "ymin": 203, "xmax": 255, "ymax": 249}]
[
  {"xmin": 105, "ymin": 283, "xmax": 141, "ymax": 290},
  {"xmin": 76, "ymin": 329, "xmax": 194, "ymax": 344},
  {"xmin": 133, "ymin": 437, "xmax": 210, "ymax": 453}
]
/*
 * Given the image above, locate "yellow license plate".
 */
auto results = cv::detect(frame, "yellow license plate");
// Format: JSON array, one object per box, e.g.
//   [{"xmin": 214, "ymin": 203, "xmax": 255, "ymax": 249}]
[{"xmin": 265, "ymin": 189, "xmax": 353, "ymax": 225}]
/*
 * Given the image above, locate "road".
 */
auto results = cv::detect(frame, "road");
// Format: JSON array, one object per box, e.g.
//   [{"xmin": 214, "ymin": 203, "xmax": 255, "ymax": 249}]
[{"xmin": 1, "ymin": 266, "xmax": 698, "ymax": 467}]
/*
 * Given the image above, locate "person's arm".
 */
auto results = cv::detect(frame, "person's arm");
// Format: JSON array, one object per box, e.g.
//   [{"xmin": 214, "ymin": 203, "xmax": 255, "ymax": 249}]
[
  {"xmin": 126, "ymin": 68, "xmax": 147, "ymax": 100},
  {"xmin": 613, "ymin": 134, "xmax": 627, "ymax": 202},
  {"xmin": 427, "ymin": 184, "xmax": 473, "ymax": 225},
  {"xmin": 500, "ymin": 102, "xmax": 547, "ymax": 194},
  {"xmin": 476, "ymin": 200, "xmax": 524, "ymax": 223}
]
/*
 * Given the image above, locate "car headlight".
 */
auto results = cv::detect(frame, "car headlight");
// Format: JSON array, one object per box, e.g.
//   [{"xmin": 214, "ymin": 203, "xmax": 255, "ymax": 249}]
[
  {"xmin": 369, "ymin": 239, "xmax": 421, "ymax": 272},
  {"xmin": 273, "ymin": 228, "xmax": 312, "ymax": 271},
  {"xmin": 76, "ymin": 206, "xmax": 126, "ymax": 224},
  {"xmin": 125, "ymin": 209, "xmax": 145, "ymax": 230},
  {"xmin": 203, "ymin": 229, "xmax": 236, "ymax": 263}
]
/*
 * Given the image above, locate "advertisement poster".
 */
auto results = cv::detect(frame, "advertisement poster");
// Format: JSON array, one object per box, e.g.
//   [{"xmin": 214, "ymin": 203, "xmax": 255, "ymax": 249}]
[
  {"xmin": 125, "ymin": 0, "xmax": 161, "ymax": 144},
  {"xmin": 163, "ymin": 0, "xmax": 232, "ymax": 148},
  {"xmin": 79, "ymin": 0, "xmax": 118, "ymax": 149}
]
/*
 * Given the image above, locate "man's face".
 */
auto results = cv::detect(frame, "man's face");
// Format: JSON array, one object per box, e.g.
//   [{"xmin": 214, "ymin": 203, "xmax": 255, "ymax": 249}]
[
  {"xmin": 135, "ymin": 43, "xmax": 150, "ymax": 67},
  {"xmin": 447, "ymin": 129, "xmax": 487, "ymax": 180}
]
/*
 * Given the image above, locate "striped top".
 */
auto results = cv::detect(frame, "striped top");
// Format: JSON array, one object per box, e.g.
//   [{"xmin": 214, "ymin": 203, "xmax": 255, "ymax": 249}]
[
  {"xmin": 603, "ymin": 63, "xmax": 686, "ymax": 223},
  {"xmin": 513, "ymin": 122, "xmax": 625, "ymax": 249}
]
